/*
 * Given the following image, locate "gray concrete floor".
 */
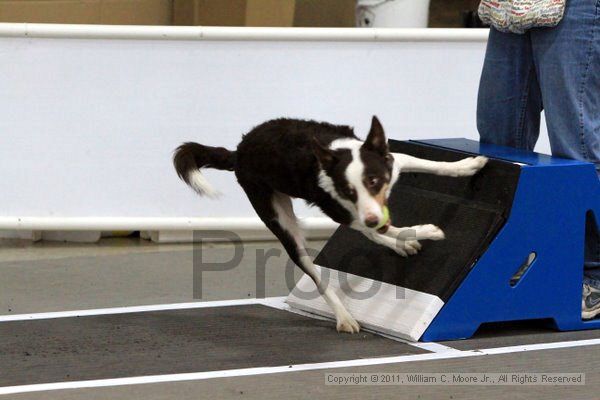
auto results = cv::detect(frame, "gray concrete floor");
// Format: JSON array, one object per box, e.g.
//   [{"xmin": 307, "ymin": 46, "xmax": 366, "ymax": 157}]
[
  {"xmin": 0, "ymin": 237, "xmax": 321, "ymax": 314},
  {"xmin": 1, "ymin": 237, "xmax": 599, "ymax": 400}
]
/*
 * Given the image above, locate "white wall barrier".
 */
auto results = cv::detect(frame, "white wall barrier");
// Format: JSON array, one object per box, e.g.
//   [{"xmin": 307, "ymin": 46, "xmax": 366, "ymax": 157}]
[{"xmin": 0, "ymin": 24, "xmax": 551, "ymax": 236}]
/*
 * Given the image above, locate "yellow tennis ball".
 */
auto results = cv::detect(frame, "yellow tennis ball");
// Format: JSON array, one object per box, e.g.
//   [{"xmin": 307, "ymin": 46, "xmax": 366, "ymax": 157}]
[{"xmin": 375, "ymin": 206, "xmax": 390, "ymax": 230}]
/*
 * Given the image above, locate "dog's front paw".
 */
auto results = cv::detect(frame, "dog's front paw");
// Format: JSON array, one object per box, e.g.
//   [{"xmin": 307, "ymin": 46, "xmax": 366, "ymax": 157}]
[
  {"xmin": 412, "ymin": 224, "xmax": 445, "ymax": 241},
  {"xmin": 336, "ymin": 312, "xmax": 360, "ymax": 334},
  {"xmin": 386, "ymin": 237, "xmax": 422, "ymax": 256},
  {"xmin": 392, "ymin": 245, "xmax": 409, "ymax": 257},
  {"xmin": 401, "ymin": 239, "xmax": 422, "ymax": 255},
  {"xmin": 449, "ymin": 156, "xmax": 488, "ymax": 177}
]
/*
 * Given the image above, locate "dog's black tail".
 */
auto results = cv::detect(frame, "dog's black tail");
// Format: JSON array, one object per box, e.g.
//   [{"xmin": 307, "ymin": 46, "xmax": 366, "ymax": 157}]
[{"xmin": 173, "ymin": 142, "xmax": 236, "ymax": 198}]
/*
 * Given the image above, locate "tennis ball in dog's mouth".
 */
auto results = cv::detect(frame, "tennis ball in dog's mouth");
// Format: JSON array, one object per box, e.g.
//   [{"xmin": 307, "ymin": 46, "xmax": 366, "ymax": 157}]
[{"xmin": 375, "ymin": 206, "xmax": 390, "ymax": 230}]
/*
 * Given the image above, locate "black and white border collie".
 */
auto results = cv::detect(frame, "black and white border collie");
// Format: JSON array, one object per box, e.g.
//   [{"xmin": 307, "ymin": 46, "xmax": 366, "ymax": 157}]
[{"xmin": 174, "ymin": 116, "xmax": 487, "ymax": 333}]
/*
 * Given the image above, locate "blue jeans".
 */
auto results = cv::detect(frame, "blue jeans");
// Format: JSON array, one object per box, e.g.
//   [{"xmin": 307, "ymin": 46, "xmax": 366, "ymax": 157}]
[{"xmin": 477, "ymin": 0, "xmax": 600, "ymax": 286}]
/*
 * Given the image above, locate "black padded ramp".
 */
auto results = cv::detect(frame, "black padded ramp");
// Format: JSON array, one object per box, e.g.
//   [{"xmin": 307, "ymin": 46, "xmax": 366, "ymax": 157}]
[
  {"xmin": 0, "ymin": 305, "xmax": 424, "ymax": 387},
  {"xmin": 314, "ymin": 140, "xmax": 520, "ymax": 301}
]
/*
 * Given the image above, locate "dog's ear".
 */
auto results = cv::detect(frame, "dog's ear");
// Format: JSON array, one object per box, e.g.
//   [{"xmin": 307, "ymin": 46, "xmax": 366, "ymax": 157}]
[
  {"xmin": 363, "ymin": 115, "xmax": 388, "ymax": 156},
  {"xmin": 311, "ymin": 136, "xmax": 337, "ymax": 169}
]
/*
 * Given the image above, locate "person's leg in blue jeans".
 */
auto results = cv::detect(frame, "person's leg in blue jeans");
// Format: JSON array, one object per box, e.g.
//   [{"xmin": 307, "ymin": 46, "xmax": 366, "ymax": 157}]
[{"xmin": 477, "ymin": 0, "xmax": 600, "ymax": 318}]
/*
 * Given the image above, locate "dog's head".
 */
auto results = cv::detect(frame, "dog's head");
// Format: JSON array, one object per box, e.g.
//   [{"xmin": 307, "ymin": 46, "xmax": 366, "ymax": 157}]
[{"xmin": 313, "ymin": 116, "xmax": 394, "ymax": 229}]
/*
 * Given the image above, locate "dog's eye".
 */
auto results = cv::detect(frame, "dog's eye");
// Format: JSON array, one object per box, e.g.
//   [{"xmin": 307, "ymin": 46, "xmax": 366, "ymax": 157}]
[
  {"xmin": 347, "ymin": 186, "xmax": 356, "ymax": 197},
  {"xmin": 366, "ymin": 177, "xmax": 379, "ymax": 188}
]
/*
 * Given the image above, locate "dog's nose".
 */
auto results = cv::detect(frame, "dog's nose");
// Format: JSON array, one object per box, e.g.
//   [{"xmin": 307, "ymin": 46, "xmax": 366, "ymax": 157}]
[{"xmin": 364, "ymin": 215, "xmax": 379, "ymax": 228}]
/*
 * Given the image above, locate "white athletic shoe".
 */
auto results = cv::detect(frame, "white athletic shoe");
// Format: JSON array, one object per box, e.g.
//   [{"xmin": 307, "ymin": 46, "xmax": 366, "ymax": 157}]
[{"xmin": 582, "ymin": 283, "xmax": 600, "ymax": 320}]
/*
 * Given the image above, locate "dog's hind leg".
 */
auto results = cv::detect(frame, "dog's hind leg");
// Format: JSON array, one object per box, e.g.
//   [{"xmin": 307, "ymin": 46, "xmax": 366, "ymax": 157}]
[{"xmin": 239, "ymin": 183, "xmax": 359, "ymax": 333}]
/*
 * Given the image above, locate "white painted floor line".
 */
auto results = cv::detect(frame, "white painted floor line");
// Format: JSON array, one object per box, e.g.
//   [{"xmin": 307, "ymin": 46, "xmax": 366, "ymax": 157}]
[
  {"xmin": 0, "ymin": 352, "xmax": 478, "ymax": 395},
  {"xmin": 256, "ymin": 296, "xmax": 290, "ymax": 311},
  {"xmin": 475, "ymin": 338, "xmax": 600, "ymax": 355},
  {"xmin": 1, "ymin": 337, "xmax": 599, "ymax": 396},
  {"xmin": 408, "ymin": 341, "xmax": 461, "ymax": 354},
  {"xmin": 0, "ymin": 297, "xmax": 288, "ymax": 322}
]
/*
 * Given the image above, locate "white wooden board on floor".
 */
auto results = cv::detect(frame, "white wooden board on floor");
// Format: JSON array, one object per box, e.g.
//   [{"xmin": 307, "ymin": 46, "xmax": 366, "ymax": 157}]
[{"xmin": 286, "ymin": 265, "xmax": 444, "ymax": 342}]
